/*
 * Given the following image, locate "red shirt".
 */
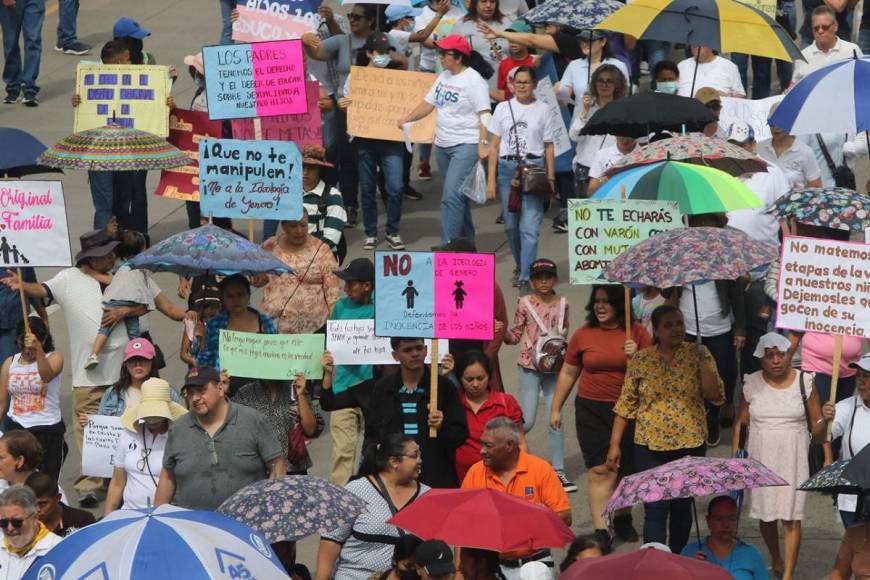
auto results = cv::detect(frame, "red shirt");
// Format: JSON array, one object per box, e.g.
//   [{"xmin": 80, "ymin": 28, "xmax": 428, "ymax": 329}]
[
  {"xmin": 455, "ymin": 390, "xmax": 524, "ymax": 483},
  {"xmin": 497, "ymin": 54, "xmax": 535, "ymax": 100},
  {"xmin": 565, "ymin": 323, "xmax": 653, "ymax": 402}
]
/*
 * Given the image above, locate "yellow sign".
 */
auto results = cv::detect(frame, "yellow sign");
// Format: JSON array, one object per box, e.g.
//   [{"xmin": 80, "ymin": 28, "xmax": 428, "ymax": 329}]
[
  {"xmin": 347, "ymin": 66, "xmax": 437, "ymax": 143},
  {"xmin": 74, "ymin": 63, "xmax": 170, "ymax": 137}
]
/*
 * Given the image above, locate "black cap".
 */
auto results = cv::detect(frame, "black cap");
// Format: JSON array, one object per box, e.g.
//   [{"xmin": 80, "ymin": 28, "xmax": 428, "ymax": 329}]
[
  {"xmin": 336, "ymin": 258, "xmax": 375, "ymax": 284},
  {"xmin": 415, "ymin": 540, "xmax": 455, "ymax": 576},
  {"xmin": 183, "ymin": 366, "xmax": 221, "ymax": 389},
  {"xmin": 365, "ymin": 32, "xmax": 392, "ymax": 53},
  {"xmin": 529, "ymin": 258, "xmax": 558, "ymax": 277},
  {"xmin": 74, "ymin": 229, "xmax": 120, "ymax": 265}
]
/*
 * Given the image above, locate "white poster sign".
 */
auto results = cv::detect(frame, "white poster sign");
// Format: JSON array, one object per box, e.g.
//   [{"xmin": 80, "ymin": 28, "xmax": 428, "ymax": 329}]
[
  {"xmin": 327, "ymin": 319, "xmax": 449, "ymax": 365},
  {"xmin": 82, "ymin": 415, "xmax": 125, "ymax": 478},
  {"xmin": 719, "ymin": 95, "xmax": 783, "ymax": 143},
  {"xmin": 0, "ymin": 181, "xmax": 71, "ymax": 268},
  {"xmin": 535, "ymin": 77, "xmax": 571, "ymax": 157}
]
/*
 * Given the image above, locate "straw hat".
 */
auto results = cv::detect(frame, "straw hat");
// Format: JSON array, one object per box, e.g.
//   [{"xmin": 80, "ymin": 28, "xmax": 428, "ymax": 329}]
[{"xmin": 120, "ymin": 378, "xmax": 188, "ymax": 432}]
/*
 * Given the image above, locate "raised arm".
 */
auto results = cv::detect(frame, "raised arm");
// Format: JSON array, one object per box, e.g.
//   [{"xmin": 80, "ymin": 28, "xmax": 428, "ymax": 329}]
[{"xmin": 477, "ymin": 21, "xmax": 559, "ymax": 52}]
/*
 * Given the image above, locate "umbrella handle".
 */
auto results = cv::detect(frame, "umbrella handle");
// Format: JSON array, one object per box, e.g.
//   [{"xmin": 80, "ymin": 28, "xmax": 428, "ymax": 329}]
[{"xmin": 692, "ymin": 498, "xmax": 702, "ymax": 546}]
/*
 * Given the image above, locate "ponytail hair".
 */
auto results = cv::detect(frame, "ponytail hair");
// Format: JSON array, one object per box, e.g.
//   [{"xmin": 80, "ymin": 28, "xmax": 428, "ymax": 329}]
[{"xmin": 357, "ymin": 433, "xmax": 415, "ymax": 477}]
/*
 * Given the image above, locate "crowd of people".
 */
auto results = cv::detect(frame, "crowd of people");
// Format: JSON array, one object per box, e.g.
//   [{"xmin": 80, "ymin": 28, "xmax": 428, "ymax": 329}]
[{"xmin": 0, "ymin": 0, "xmax": 869, "ymax": 578}]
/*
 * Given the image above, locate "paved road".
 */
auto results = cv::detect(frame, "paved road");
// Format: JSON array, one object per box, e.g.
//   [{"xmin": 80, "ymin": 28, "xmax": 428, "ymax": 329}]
[{"xmin": 0, "ymin": 0, "xmax": 851, "ymax": 576}]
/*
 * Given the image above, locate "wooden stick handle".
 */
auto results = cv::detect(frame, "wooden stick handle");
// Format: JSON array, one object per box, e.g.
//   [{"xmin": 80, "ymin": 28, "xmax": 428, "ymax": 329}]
[
  {"xmin": 827, "ymin": 335, "xmax": 843, "ymax": 441},
  {"xmin": 624, "ymin": 287, "xmax": 631, "ymax": 340},
  {"xmin": 17, "ymin": 268, "xmax": 29, "ymax": 335},
  {"xmin": 429, "ymin": 340, "xmax": 439, "ymax": 438},
  {"xmin": 249, "ymin": 117, "xmax": 264, "ymax": 243}
]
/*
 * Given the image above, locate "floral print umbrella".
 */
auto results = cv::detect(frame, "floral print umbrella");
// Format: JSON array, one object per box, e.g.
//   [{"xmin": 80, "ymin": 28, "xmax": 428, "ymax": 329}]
[
  {"xmin": 523, "ymin": 0, "xmax": 624, "ymax": 31},
  {"xmin": 798, "ymin": 460, "xmax": 860, "ymax": 494},
  {"xmin": 218, "ymin": 476, "xmax": 368, "ymax": 543},
  {"xmin": 768, "ymin": 187, "xmax": 870, "ymax": 232}
]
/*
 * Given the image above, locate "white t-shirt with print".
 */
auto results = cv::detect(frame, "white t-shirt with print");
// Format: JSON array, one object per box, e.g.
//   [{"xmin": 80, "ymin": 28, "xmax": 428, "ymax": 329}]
[
  {"xmin": 756, "ymin": 138, "xmax": 822, "ymax": 191},
  {"xmin": 425, "ymin": 67, "xmax": 491, "ymax": 147},
  {"xmin": 677, "ymin": 56, "xmax": 745, "ymax": 97},
  {"xmin": 415, "ymin": 5, "xmax": 466, "ymax": 72},
  {"xmin": 488, "ymin": 98, "xmax": 554, "ymax": 158},
  {"xmin": 589, "ymin": 144, "xmax": 632, "ymax": 179},
  {"xmin": 113, "ymin": 427, "xmax": 168, "ymax": 509}
]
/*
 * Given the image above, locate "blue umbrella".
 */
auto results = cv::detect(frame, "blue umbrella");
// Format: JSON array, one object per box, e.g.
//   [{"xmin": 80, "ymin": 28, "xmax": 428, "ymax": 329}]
[
  {"xmin": 128, "ymin": 224, "xmax": 292, "ymax": 277},
  {"xmin": 0, "ymin": 127, "xmax": 63, "ymax": 177},
  {"xmin": 23, "ymin": 505, "xmax": 289, "ymax": 579},
  {"xmin": 523, "ymin": 0, "xmax": 624, "ymax": 31}
]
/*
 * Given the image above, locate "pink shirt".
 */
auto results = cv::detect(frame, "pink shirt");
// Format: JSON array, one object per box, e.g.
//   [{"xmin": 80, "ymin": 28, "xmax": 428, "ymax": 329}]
[
  {"xmin": 801, "ymin": 332, "xmax": 864, "ymax": 377},
  {"xmin": 505, "ymin": 295, "xmax": 569, "ymax": 370}
]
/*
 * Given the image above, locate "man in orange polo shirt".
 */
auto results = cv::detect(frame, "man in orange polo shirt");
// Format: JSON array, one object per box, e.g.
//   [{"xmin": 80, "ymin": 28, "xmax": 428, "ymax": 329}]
[{"xmin": 461, "ymin": 417, "xmax": 572, "ymax": 578}]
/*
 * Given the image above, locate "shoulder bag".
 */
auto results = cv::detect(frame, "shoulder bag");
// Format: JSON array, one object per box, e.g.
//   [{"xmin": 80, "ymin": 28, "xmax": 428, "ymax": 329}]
[
  {"xmin": 798, "ymin": 371, "xmax": 825, "ymax": 477},
  {"xmin": 522, "ymin": 296, "xmax": 567, "ymax": 374},
  {"xmin": 815, "ymin": 134, "xmax": 855, "ymax": 189},
  {"xmin": 506, "ymin": 99, "xmax": 552, "ymax": 198}
]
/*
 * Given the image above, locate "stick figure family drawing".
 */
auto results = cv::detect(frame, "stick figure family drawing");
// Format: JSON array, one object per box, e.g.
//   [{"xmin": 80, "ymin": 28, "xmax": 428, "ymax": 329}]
[
  {"xmin": 0, "ymin": 237, "xmax": 28, "ymax": 264},
  {"xmin": 400, "ymin": 279, "xmax": 466, "ymax": 310}
]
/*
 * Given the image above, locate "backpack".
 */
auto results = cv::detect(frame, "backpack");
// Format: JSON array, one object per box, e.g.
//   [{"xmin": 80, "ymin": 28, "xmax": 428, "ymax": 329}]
[{"xmin": 522, "ymin": 296, "xmax": 567, "ymax": 375}]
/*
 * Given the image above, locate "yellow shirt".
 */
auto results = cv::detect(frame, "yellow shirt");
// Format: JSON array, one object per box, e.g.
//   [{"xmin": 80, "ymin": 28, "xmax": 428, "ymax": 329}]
[{"xmin": 614, "ymin": 343, "xmax": 724, "ymax": 451}]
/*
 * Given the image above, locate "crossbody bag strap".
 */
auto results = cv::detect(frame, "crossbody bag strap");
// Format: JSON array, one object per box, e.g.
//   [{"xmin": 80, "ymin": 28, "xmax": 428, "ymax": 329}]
[
  {"xmin": 815, "ymin": 134, "xmax": 838, "ymax": 174},
  {"xmin": 798, "ymin": 371, "xmax": 812, "ymax": 433},
  {"xmin": 506, "ymin": 98, "xmax": 522, "ymax": 160},
  {"xmin": 557, "ymin": 297, "xmax": 566, "ymax": 335},
  {"xmin": 523, "ymin": 297, "xmax": 550, "ymax": 333},
  {"xmin": 848, "ymin": 395, "xmax": 859, "ymax": 457}
]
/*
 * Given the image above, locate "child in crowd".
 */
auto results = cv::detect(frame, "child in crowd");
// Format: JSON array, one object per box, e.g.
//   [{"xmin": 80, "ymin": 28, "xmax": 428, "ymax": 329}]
[
  {"xmin": 493, "ymin": 19, "xmax": 535, "ymax": 102},
  {"xmin": 180, "ymin": 285, "xmax": 221, "ymax": 369},
  {"xmin": 632, "ymin": 286, "xmax": 665, "ymax": 335}
]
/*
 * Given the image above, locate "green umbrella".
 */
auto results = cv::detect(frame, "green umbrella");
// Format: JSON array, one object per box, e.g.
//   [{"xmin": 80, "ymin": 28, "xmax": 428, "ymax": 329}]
[{"xmin": 591, "ymin": 160, "xmax": 763, "ymax": 215}]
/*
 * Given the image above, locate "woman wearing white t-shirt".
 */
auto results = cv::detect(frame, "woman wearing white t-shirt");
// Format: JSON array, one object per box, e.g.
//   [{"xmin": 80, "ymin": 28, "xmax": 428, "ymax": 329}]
[
  {"xmin": 104, "ymin": 377, "xmax": 187, "ymax": 513},
  {"xmin": 558, "ymin": 30, "xmax": 631, "ymax": 103},
  {"xmin": 0, "ymin": 317, "xmax": 65, "ymax": 483},
  {"xmin": 400, "ymin": 35, "xmax": 492, "ymax": 244},
  {"xmin": 758, "ymin": 109, "xmax": 823, "ymax": 191},
  {"xmin": 486, "ymin": 66, "xmax": 555, "ymax": 287},
  {"xmin": 453, "ymin": 0, "xmax": 510, "ymax": 93}
]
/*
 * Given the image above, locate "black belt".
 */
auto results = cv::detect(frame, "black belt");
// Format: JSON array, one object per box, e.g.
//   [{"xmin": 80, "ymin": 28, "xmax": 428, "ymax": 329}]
[
  {"xmin": 501, "ymin": 154, "xmax": 542, "ymax": 161},
  {"xmin": 500, "ymin": 549, "xmax": 552, "ymax": 568}
]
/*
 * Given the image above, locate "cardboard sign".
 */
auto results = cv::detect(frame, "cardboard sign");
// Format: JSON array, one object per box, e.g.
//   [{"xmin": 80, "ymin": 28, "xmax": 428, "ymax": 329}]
[
  {"xmin": 231, "ymin": 81, "xmax": 322, "ymax": 146},
  {"xmin": 775, "ymin": 236, "xmax": 870, "ymax": 338},
  {"xmin": 154, "ymin": 109, "xmax": 224, "ymax": 202},
  {"xmin": 327, "ymin": 319, "xmax": 448, "ymax": 365},
  {"xmin": 198, "ymin": 138, "xmax": 303, "ymax": 220},
  {"xmin": 347, "ymin": 67, "xmax": 436, "ymax": 143},
  {"xmin": 220, "ymin": 330, "xmax": 325, "ymax": 379},
  {"xmin": 203, "ymin": 40, "xmax": 308, "ymax": 120},
  {"xmin": 232, "ymin": 0, "xmax": 321, "ymax": 42},
  {"xmin": 82, "ymin": 415, "xmax": 125, "ymax": 478},
  {"xmin": 568, "ymin": 199, "xmax": 682, "ymax": 285},
  {"xmin": 374, "ymin": 251, "xmax": 495, "ymax": 340},
  {"xmin": 534, "ymin": 77, "xmax": 571, "ymax": 157},
  {"xmin": 0, "ymin": 181, "xmax": 72, "ymax": 268},
  {"xmin": 74, "ymin": 64, "xmax": 170, "ymax": 136},
  {"xmin": 719, "ymin": 95, "xmax": 783, "ymax": 143}
]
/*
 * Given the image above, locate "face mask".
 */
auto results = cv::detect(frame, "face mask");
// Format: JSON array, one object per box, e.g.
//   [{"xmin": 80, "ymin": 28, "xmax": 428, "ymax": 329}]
[
  {"xmin": 143, "ymin": 417, "xmax": 166, "ymax": 427},
  {"xmin": 656, "ymin": 81, "xmax": 678, "ymax": 94},
  {"xmin": 372, "ymin": 54, "xmax": 391, "ymax": 68},
  {"xmin": 396, "ymin": 570, "xmax": 420, "ymax": 580}
]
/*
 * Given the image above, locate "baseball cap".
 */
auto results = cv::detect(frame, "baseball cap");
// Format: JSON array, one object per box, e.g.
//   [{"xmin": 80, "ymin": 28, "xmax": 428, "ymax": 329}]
[
  {"xmin": 507, "ymin": 19, "xmax": 533, "ymax": 33},
  {"xmin": 385, "ymin": 4, "xmax": 422, "ymax": 22},
  {"xmin": 694, "ymin": 86, "xmax": 722, "ymax": 106},
  {"xmin": 113, "ymin": 17, "xmax": 150, "ymax": 40},
  {"xmin": 727, "ymin": 122, "xmax": 755, "ymax": 145},
  {"xmin": 336, "ymin": 258, "xmax": 375, "ymax": 284},
  {"xmin": 529, "ymin": 258, "xmax": 558, "ymax": 278},
  {"xmin": 365, "ymin": 31, "xmax": 392, "ymax": 53},
  {"xmin": 415, "ymin": 540, "xmax": 455, "ymax": 576},
  {"xmin": 183, "ymin": 366, "xmax": 222, "ymax": 389},
  {"xmin": 850, "ymin": 353, "xmax": 870, "ymax": 372},
  {"xmin": 436, "ymin": 35, "xmax": 471, "ymax": 57},
  {"xmin": 124, "ymin": 338, "xmax": 156, "ymax": 362}
]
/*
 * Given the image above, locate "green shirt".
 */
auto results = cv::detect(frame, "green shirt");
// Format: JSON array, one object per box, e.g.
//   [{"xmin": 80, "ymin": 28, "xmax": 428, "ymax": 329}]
[{"xmin": 331, "ymin": 294, "xmax": 375, "ymax": 393}]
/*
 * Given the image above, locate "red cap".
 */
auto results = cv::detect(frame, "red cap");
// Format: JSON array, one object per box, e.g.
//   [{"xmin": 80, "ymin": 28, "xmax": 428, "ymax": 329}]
[{"xmin": 436, "ymin": 35, "xmax": 471, "ymax": 57}]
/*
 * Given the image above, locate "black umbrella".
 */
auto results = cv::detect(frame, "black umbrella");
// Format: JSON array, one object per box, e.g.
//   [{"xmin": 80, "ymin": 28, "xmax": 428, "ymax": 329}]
[
  {"xmin": 843, "ymin": 443, "xmax": 870, "ymax": 490},
  {"xmin": 579, "ymin": 91, "xmax": 717, "ymax": 138},
  {"xmin": 0, "ymin": 127, "xmax": 62, "ymax": 178}
]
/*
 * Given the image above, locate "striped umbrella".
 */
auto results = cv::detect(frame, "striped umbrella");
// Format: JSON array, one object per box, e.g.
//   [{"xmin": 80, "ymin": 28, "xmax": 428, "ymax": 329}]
[
  {"xmin": 592, "ymin": 160, "xmax": 763, "ymax": 215},
  {"xmin": 37, "ymin": 124, "xmax": 189, "ymax": 171}
]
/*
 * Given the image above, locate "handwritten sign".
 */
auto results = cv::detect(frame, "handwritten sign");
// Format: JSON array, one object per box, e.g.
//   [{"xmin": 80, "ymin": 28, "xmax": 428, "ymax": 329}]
[
  {"xmin": 154, "ymin": 109, "xmax": 224, "ymax": 202},
  {"xmin": 74, "ymin": 63, "xmax": 170, "ymax": 136},
  {"xmin": 327, "ymin": 319, "xmax": 448, "ymax": 365},
  {"xmin": 375, "ymin": 251, "xmax": 495, "ymax": 340},
  {"xmin": 719, "ymin": 95, "xmax": 783, "ymax": 143},
  {"xmin": 568, "ymin": 199, "xmax": 682, "ymax": 285},
  {"xmin": 776, "ymin": 236, "xmax": 870, "ymax": 337},
  {"xmin": 347, "ymin": 67, "xmax": 436, "ymax": 143},
  {"xmin": 198, "ymin": 138, "xmax": 303, "ymax": 220},
  {"xmin": 82, "ymin": 415, "xmax": 125, "ymax": 478},
  {"xmin": 534, "ymin": 77, "xmax": 571, "ymax": 157},
  {"xmin": 232, "ymin": 0, "xmax": 321, "ymax": 42},
  {"xmin": 0, "ymin": 181, "xmax": 71, "ymax": 268},
  {"xmin": 231, "ymin": 81, "xmax": 322, "ymax": 145},
  {"xmin": 740, "ymin": 0, "xmax": 776, "ymax": 17},
  {"xmin": 220, "ymin": 330, "xmax": 325, "ymax": 379}
]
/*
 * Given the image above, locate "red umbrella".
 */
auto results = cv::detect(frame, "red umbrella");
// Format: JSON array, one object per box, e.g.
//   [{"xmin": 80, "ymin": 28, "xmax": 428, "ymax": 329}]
[
  {"xmin": 386, "ymin": 488, "xmax": 573, "ymax": 552},
  {"xmin": 561, "ymin": 549, "xmax": 732, "ymax": 580}
]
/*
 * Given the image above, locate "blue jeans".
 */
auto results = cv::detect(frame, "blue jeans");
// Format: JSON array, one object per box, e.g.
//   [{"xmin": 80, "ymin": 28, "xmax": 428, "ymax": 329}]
[
  {"xmin": 497, "ymin": 157, "xmax": 545, "ymax": 282},
  {"xmin": 641, "ymin": 39, "xmax": 670, "ymax": 75},
  {"xmin": 55, "ymin": 0, "xmax": 79, "ymax": 47},
  {"xmin": 0, "ymin": 0, "xmax": 44, "ymax": 98},
  {"xmin": 0, "ymin": 328, "xmax": 17, "ymax": 364},
  {"xmin": 88, "ymin": 171, "xmax": 114, "ymax": 230},
  {"xmin": 358, "ymin": 139, "xmax": 404, "ymax": 236},
  {"xmin": 686, "ymin": 330, "xmax": 737, "ymax": 403},
  {"xmin": 99, "ymin": 300, "xmax": 141, "ymax": 339},
  {"xmin": 219, "ymin": 0, "xmax": 235, "ymax": 44},
  {"xmin": 731, "ymin": 54, "xmax": 772, "ymax": 99},
  {"xmin": 434, "ymin": 143, "xmax": 479, "ymax": 244},
  {"xmin": 517, "ymin": 366, "xmax": 564, "ymax": 471}
]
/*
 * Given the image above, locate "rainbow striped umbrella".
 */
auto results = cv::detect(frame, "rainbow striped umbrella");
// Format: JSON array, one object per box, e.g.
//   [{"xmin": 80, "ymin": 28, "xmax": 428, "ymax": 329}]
[
  {"xmin": 592, "ymin": 160, "xmax": 762, "ymax": 215},
  {"xmin": 37, "ymin": 124, "xmax": 189, "ymax": 171}
]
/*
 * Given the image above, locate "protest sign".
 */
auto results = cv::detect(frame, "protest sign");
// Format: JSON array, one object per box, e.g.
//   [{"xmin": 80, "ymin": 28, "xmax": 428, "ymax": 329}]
[
  {"xmin": 534, "ymin": 77, "xmax": 571, "ymax": 157},
  {"xmin": 739, "ymin": 0, "xmax": 776, "ymax": 17},
  {"xmin": 203, "ymin": 40, "xmax": 308, "ymax": 120},
  {"xmin": 82, "ymin": 415, "xmax": 125, "ymax": 478},
  {"xmin": 568, "ymin": 199, "xmax": 682, "ymax": 285},
  {"xmin": 74, "ymin": 64, "xmax": 170, "ymax": 136},
  {"xmin": 154, "ymin": 109, "xmax": 224, "ymax": 202},
  {"xmin": 536, "ymin": 53, "xmax": 574, "ymax": 174},
  {"xmin": 232, "ymin": 0, "xmax": 321, "ymax": 43},
  {"xmin": 327, "ymin": 319, "xmax": 448, "ymax": 365},
  {"xmin": 231, "ymin": 81, "xmax": 322, "ymax": 145},
  {"xmin": 719, "ymin": 95, "xmax": 782, "ymax": 143},
  {"xmin": 198, "ymin": 138, "xmax": 303, "ymax": 220},
  {"xmin": 347, "ymin": 67, "xmax": 436, "ymax": 143},
  {"xmin": 374, "ymin": 251, "xmax": 495, "ymax": 340},
  {"xmin": 0, "ymin": 181, "xmax": 71, "ymax": 268},
  {"xmin": 776, "ymin": 236, "xmax": 870, "ymax": 338},
  {"xmin": 220, "ymin": 330, "xmax": 325, "ymax": 379}
]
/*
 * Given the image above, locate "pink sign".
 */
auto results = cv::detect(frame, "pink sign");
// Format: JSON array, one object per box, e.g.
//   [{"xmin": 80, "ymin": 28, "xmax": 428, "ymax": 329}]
[
  {"xmin": 231, "ymin": 81, "xmax": 322, "ymax": 145},
  {"xmin": 232, "ymin": 5, "xmax": 317, "ymax": 43},
  {"xmin": 433, "ymin": 252, "xmax": 495, "ymax": 340}
]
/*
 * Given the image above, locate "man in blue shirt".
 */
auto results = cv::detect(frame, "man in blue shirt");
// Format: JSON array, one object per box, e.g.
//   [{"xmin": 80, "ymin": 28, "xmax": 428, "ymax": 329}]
[{"xmin": 681, "ymin": 496, "xmax": 769, "ymax": 579}]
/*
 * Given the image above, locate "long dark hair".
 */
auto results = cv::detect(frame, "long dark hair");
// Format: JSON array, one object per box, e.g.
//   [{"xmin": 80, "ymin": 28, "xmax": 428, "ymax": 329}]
[
  {"xmin": 112, "ymin": 357, "xmax": 160, "ymax": 397},
  {"xmin": 358, "ymin": 433, "xmax": 415, "ymax": 477},
  {"xmin": 457, "ymin": 350, "xmax": 492, "ymax": 381},
  {"xmin": 463, "ymin": 0, "xmax": 504, "ymax": 22},
  {"xmin": 16, "ymin": 316, "xmax": 54, "ymax": 353},
  {"xmin": 117, "ymin": 36, "xmax": 144, "ymax": 65},
  {"xmin": 590, "ymin": 64, "xmax": 627, "ymax": 102},
  {"xmin": 584, "ymin": 285, "xmax": 627, "ymax": 328}
]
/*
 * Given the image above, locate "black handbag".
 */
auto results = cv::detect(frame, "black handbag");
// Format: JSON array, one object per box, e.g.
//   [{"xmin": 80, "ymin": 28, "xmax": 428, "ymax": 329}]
[
  {"xmin": 816, "ymin": 134, "xmax": 856, "ymax": 189},
  {"xmin": 798, "ymin": 371, "xmax": 825, "ymax": 477},
  {"xmin": 506, "ymin": 99, "xmax": 552, "ymax": 198}
]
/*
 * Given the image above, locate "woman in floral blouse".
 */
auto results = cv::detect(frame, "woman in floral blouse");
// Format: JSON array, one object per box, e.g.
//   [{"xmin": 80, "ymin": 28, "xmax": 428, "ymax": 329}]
[{"xmin": 607, "ymin": 304, "xmax": 725, "ymax": 554}]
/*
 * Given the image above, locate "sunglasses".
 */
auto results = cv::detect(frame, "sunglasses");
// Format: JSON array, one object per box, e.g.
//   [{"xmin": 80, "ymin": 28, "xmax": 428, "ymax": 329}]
[
  {"xmin": 0, "ymin": 514, "xmax": 34, "ymax": 529},
  {"xmin": 813, "ymin": 23, "xmax": 833, "ymax": 32}
]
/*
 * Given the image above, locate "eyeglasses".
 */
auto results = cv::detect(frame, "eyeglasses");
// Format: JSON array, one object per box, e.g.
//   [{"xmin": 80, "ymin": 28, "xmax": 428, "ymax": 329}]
[
  {"xmin": 348, "ymin": 13, "xmax": 367, "ymax": 21},
  {"xmin": 0, "ymin": 513, "xmax": 34, "ymax": 529},
  {"xmin": 136, "ymin": 446, "xmax": 152, "ymax": 472},
  {"xmin": 813, "ymin": 23, "xmax": 833, "ymax": 32},
  {"xmin": 401, "ymin": 449, "xmax": 422, "ymax": 459},
  {"xmin": 596, "ymin": 78, "xmax": 615, "ymax": 85}
]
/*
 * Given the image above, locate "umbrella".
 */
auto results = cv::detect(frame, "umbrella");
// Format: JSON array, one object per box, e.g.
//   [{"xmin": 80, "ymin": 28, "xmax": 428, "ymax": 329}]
[
  {"xmin": 218, "ymin": 475, "xmax": 368, "ymax": 543},
  {"xmin": 768, "ymin": 187, "xmax": 870, "ymax": 232},
  {"xmin": 22, "ymin": 505, "xmax": 288, "ymax": 579},
  {"xmin": 580, "ymin": 91, "xmax": 717, "ymax": 138},
  {"xmin": 387, "ymin": 488, "xmax": 574, "ymax": 552},
  {"xmin": 561, "ymin": 548, "xmax": 732, "ymax": 580},
  {"xmin": 0, "ymin": 127, "xmax": 62, "ymax": 177},
  {"xmin": 37, "ymin": 124, "xmax": 189, "ymax": 171},
  {"xmin": 592, "ymin": 161, "xmax": 764, "ymax": 215},
  {"xmin": 843, "ymin": 442, "xmax": 870, "ymax": 490},
  {"xmin": 799, "ymin": 459, "xmax": 860, "ymax": 494},
  {"xmin": 606, "ymin": 134, "xmax": 769, "ymax": 177},
  {"xmin": 127, "ymin": 224, "xmax": 292, "ymax": 276},
  {"xmin": 523, "ymin": 0, "xmax": 624, "ymax": 31}
]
